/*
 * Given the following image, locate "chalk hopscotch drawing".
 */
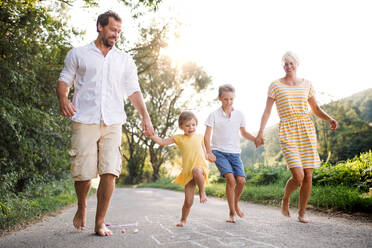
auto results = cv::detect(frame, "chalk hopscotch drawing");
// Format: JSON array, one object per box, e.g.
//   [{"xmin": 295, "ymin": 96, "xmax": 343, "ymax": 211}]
[{"xmin": 146, "ymin": 215, "xmax": 287, "ymax": 248}]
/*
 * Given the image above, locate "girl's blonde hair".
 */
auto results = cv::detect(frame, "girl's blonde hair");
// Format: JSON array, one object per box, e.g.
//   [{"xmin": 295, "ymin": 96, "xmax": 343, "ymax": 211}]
[
  {"xmin": 282, "ymin": 51, "xmax": 300, "ymax": 66},
  {"xmin": 178, "ymin": 111, "xmax": 198, "ymax": 127},
  {"xmin": 218, "ymin": 84, "xmax": 235, "ymax": 97}
]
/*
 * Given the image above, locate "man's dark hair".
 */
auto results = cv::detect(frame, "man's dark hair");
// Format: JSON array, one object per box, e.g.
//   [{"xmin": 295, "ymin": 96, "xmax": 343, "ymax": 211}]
[{"xmin": 96, "ymin": 10, "xmax": 122, "ymax": 32}]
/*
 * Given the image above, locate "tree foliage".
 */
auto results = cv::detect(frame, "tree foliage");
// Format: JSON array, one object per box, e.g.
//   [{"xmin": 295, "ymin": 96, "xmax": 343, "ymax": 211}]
[
  {"xmin": 0, "ymin": 0, "xmax": 73, "ymax": 196},
  {"xmin": 118, "ymin": 25, "xmax": 212, "ymax": 183}
]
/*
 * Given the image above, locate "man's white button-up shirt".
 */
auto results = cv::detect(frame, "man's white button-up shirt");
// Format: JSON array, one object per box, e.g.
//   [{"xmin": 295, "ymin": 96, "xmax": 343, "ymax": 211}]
[{"xmin": 58, "ymin": 42, "xmax": 140, "ymax": 125}]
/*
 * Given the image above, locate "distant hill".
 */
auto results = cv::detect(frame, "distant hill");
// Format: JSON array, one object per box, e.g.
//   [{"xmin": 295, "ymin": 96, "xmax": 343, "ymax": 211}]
[
  {"xmin": 241, "ymin": 88, "xmax": 372, "ymax": 166},
  {"xmin": 342, "ymin": 88, "xmax": 372, "ymax": 122}
]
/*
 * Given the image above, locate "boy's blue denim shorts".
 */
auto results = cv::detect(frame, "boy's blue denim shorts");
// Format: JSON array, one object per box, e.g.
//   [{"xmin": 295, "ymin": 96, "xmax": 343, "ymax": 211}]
[{"xmin": 212, "ymin": 150, "xmax": 245, "ymax": 178}]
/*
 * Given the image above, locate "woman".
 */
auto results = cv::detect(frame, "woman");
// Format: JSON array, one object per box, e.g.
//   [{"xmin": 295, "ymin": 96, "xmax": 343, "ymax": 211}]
[{"xmin": 255, "ymin": 52, "xmax": 338, "ymax": 223}]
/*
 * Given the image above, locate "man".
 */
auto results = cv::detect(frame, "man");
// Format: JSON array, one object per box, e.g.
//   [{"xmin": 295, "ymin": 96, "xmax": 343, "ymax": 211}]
[{"xmin": 57, "ymin": 10, "xmax": 154, "ymax": 236}]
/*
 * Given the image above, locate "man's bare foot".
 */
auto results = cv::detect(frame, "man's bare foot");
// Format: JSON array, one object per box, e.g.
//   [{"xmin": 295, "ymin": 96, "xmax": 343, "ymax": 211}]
[
  {"xmin": 298, "ymin": 213, "xmax": 312, "ymax": 223},
  {"xmin": 281, "ymin": 199, "xmax": 290, "ymax": 217},
  {"xmin": 226, "ymin": 215, "xmax": 236, "ymax": 223},
  {"xmin": 95, "ymin": 223, "xmax": 113, "ymax": 236},
  {"xmin": 199, "ymin": 191, "xmax": 207, "ymax": 203},
  {"xmin": 73, "ymin": 208, "xmax": 86, "ymax": 230},
  {"xmin": 235, "ymin": 205, "xmax": 244, "ymax": 218},
  {"xmin": 176, "ymin": 220, "xmax": 186, "ymax": 227}
]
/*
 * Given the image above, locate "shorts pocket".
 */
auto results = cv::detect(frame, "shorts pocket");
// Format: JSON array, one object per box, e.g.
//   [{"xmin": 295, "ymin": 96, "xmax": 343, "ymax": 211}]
[{"xmin": 68, "ymin": 148, "xmax": 81, "ymax": 178}]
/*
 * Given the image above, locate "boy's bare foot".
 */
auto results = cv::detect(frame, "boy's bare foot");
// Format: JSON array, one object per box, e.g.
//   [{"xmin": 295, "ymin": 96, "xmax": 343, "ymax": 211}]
[
  {"xmin": 298, "ymin": 213, "xmax": 312, "ymax": 223},
  {"xmin": 281, "ymin": 199, "xmax": 290, "ymax": 217},
  {"xmin": 73, "ymin": 208, "xmax": 86, "ymax": 230},
  {"xmin": 95, "ymin": 223, "xmax": 113, "ymax": 236},
  {"xmin": 226, "ymin": 215, "xmax": 236, "ymax": 223},
  {"xmin": 199, "ymin": 191, "xmax": 207, "ymax": 203},
  {"xmin": 176, "ymin": 220, "xmax": 186, "ymax": 227},
  {"xmin": 235, "ymin": 205, "xmax": 244, "ymax": 218}
]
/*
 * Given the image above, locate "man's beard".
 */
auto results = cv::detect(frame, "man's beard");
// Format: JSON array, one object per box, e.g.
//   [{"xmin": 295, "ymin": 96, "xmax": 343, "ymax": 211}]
[{"xmin": 102, "ymin": 37, "xmax": 115, "ymax": 48}]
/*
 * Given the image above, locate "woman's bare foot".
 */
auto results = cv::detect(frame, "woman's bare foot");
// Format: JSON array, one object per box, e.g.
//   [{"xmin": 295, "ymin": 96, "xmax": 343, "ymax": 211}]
[
  {"xmin": 226, "ymin": 214, "xmax": 236, "ymax": 223},
  {"xmin": 298, "ymin": 212, "xmax": 312, "ymax": 223},
  {"xmin": 199, "ymin": 191, "xmax": 207, "ymax": 203},
  {"xmin": 176, "ymin": 220, "xmax": 186, "ymax": 227},
  {"xmin": 281, "ymin": 199, "xmax": 290, "ymax": 217},
  {"xmin": 235, "ymin": 205, "xmax": 244, "ymax": 218},
  {"xmin": 73, "ymin": 208, "xmax": 86, "ymax": 230},
  {"xmin": 95, "ymin": 223, "xmax": 113, "ymax": 236}
]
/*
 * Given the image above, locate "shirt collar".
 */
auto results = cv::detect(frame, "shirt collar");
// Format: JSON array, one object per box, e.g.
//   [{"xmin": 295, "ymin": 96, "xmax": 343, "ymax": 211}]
[
  {"xmin": 219, "ymin": 107, "xmax": 234, "ymax": 118},
  {"xmin": 90, "ymin": 41, "xmax": 118, "ymax": 56}
]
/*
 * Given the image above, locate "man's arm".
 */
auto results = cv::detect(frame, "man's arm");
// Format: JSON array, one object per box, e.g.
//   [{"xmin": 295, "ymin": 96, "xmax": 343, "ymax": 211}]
[
  {"xmin": 128, "ymin": 91, "xmax": 154, "ymax": 137},
  {"xmin": 56, "ymin": 81, "xmax": 76, "ymax": 117}
]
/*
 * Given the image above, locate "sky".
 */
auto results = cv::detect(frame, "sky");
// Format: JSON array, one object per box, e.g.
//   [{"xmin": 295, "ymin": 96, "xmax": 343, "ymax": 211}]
[{"xmin": 69, "ymin": 0, "xmax": 372, "ymax": 133}]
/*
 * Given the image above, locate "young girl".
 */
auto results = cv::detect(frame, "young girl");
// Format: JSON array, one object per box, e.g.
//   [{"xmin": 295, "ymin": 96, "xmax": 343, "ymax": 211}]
[{"xmin": 150, "ymin": 111, "xmax": 209, "ymax": 227}]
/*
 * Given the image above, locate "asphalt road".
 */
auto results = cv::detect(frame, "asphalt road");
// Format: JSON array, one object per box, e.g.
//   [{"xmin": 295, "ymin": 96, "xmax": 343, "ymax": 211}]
[{"xmin": 0, "ymin": 188, "xmax": 371, "ymax": 248}]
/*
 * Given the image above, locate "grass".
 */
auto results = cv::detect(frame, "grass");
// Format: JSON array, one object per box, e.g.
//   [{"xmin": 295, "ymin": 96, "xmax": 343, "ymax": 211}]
[
  {"xmin": 138, "ymin": 178, "xmax": 372, "ymax": 214},
  {"xmin": 0, "ymin": 177, "xmax": 95, "ymax": 235}
]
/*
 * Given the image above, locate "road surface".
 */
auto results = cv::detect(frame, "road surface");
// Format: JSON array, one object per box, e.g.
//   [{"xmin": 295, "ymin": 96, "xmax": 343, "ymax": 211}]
[{"xmin": 0, "ymin": 188, "xmax": 371, "ymax": 248}]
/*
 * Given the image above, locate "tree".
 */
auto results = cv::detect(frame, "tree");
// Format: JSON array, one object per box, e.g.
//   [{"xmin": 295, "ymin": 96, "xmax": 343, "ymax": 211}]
[
  {"xmin": 0, "ymin": 0, "xmax": 74, "ymax": 195},
  {"xmin": 118, "ymin": 25, "xmax": 212, "ymax": 182}
]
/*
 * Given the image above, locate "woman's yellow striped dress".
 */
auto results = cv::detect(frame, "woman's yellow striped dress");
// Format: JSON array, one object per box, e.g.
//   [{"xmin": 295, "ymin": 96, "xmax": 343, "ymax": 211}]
[{"xmin": 268, "ymin": 80, "xmax": 321, "ymax": 169}]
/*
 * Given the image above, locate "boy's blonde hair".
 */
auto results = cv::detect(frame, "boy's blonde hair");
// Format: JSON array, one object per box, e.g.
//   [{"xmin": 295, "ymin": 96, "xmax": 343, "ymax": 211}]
[
  {"xmin": 178, "ymin": 111, "xmax": 198, "ymax": 127},
  {"xmin": 282, "ymin": 51, "xmax": 300, "ymax": 66},
  {"xmin": 218, "ymin": 84, "xmax": 235, "ymax": 97}
]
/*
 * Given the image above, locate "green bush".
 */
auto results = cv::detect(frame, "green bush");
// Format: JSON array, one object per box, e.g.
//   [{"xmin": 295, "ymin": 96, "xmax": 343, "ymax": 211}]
[
  {"xmin": 245, "ymin": 165, "xmax": 290, "ymax": 186},
  {"xmin": 0, "ymin": 98, "xmax": 71, "ymax": 197},
  {"xmin": 313, "ymin": 151, "xmax": 372, "ymax": 191}
]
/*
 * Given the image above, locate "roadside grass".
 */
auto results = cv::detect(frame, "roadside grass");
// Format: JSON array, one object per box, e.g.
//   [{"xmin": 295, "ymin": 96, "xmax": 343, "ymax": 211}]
[
  {"xmin": 138, "ymin": 178, "xmax": 372, "ymax": 214},
  {"xmin": 0, "ymin": 177, "xmax": 95, "ymax": 235}
]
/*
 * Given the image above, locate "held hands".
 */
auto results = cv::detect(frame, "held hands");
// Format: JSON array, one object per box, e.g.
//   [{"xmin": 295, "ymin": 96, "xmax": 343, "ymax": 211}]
[
  {"xmin": 206, "ymin": 152, "xmax": 216, "ymax": 162},
  {"xmin": 255, "ymin": 135, "xmax": 264, "ymax": 148},
  {"xmin": 59, "ymin": 97, "xmax": 76, "ymax": 117},
  {"xmin": 329, "ymin": 118, "xmax": 338, "ymax": 130},
  {"xmin": 141, "ymin": 116, "xmax": 154, "ymax": 137}
]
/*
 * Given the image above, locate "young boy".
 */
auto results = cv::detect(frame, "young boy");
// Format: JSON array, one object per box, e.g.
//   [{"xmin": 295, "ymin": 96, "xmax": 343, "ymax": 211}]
[{"xmin": 204, "ymin": 84, "xmax": 256, "ymax": 223}]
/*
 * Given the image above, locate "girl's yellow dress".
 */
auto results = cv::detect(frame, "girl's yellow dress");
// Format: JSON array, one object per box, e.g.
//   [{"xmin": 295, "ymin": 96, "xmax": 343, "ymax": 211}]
[
  {"xmin": 268, "ymin": 80, "xmax": 321, "ymax": 169},
  {"xmin": 172, "ymin": 134, "xmax": 209, "ymax": 186}
]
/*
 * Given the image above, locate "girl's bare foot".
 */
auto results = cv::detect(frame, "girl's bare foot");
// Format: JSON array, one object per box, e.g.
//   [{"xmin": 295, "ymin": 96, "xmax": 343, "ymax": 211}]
[
  {"xmin": 298, "ymin": 212, "xmax": 312, "ymax": 223},
  {"xmin": 281, "ymin": 199, "xmax": 290, "ymax": 217},
  {"xmin": 199, "ymin": 191, "xmax": 207, "ymax": 203},
  {"xmin": 73, "ymin": 208, "xmax": 86, "ymax": 230},
  {"xmin": 235, "ymin": 205, "xmax": 244, "ymax": 218},
  {"xmin": 226, "ymin": 215, "xmax": 236, "ymax": 223},
  {"xmin": 176, "ymin": 220, "xmax": 186, "ymax": 227},
  {"xmin": 95, "ymin": 223, "xmax": 113, "ymax": 236}
]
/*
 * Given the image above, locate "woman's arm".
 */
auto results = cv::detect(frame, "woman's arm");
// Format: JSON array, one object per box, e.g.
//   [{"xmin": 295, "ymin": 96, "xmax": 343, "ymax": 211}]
[
  {"xmin": 240, "ymin": 127, "xmax": 256, "ymax": 143},
  {"xmin": 308, "ymin": 96, "xmax": 338, "ymax": 130},
  {"xmin": 204, "ymin": 126, "xmax": 216, "ymax": 162},
  {"xmin": 151, "ymin": 135, "xmax": 175, "ymax": 146},
  {"xmin": 256, "ymin": 97, "xmax": 275, "ymax": 147}
]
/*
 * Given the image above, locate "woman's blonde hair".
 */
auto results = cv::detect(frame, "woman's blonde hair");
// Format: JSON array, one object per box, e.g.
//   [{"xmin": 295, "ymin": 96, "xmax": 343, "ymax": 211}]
[
  {"xmin": 282, "ymin": 51, "xmax": 300, "ymax": 66},
  {"xmin": 218, "ymin": 84, "xmax": 235, "ymax": 97},
  {"xmin": 178, "ymin": 111, "xmax": 198, "ymax": 127}
]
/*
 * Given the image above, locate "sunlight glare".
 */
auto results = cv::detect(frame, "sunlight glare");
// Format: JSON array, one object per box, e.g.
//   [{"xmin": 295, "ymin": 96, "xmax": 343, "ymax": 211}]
[{"xmin": 160, "ymin": 35, "xmax": 192, "ymax": 67}]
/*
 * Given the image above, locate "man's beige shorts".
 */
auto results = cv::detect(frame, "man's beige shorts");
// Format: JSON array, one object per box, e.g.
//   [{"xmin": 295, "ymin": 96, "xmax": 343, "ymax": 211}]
[{"xmin": 69, "ymin": 121, "xmax": 123, "ymax": 181}]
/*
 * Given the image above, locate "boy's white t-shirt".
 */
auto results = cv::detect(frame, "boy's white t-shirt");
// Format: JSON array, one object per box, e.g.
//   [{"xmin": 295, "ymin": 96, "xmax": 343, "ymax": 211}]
[{"xmin": 205, "ymin": 107, "xmax": 246, "ymax": 154}]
